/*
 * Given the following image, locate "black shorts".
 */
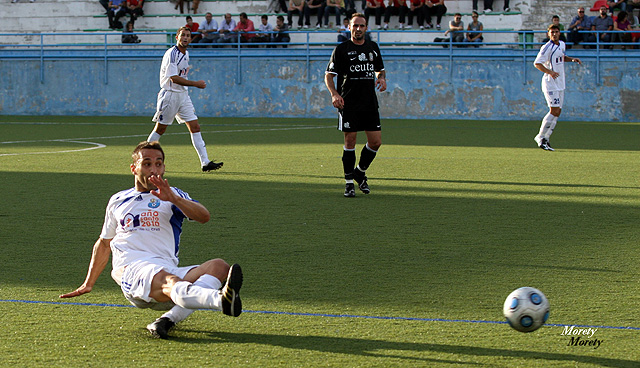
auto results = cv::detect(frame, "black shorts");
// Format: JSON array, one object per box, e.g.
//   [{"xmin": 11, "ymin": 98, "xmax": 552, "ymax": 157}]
[{"xmin": 338, "ymin": 109, "xmax": 381, "ymax": 132}]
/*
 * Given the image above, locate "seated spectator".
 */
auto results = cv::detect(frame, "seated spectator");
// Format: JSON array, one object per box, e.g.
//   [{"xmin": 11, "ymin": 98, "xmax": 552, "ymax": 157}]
[
  {"xmin": 124, "ymin": 0, "xmax": 144, "ymax": 23},
  {"xmin": 472, "ymin": 0, "xmax": 509, "ymax": 13},
  {"xmin": 185, "ymin": 16, "xmax": 201, "ymax": 43},
  {"xmin": 197, "ymin": 12, "xmax": 220, "ymax": 46},
  {"xmin": 406, "ymin": 0, "xmax": 425, "ymax": 30},
  {"xmin": 217, "ymin": 13, "xmax": 238, "ymax": 46},
  {"xmin": 613, "ymin": 10, "xmax": 632, "ymax": 49},
  {"xmin": 383, "ymin": 0, "xmax": 408, "ymax": 30},
  {"xmin": 272, "ymin": 15, "xmax": 291, "ymax": 48},
  {"xmin": 122, "ymin": 21, "xmax": 141, "ymax": 43},
  {"xmin": 424, "ymin": 0, "xmax": 446, "ymax": 30},
  {"xmin": 607, "ymin": 0, "xmax": 627, "ymax": 14},
  {"xmin": 305, "ymin": 0, "xmax": 326, "ymax": 28},
  {"xmin": 233, "ymin": 12, "xmax": 256, "ymax": 44},
  {"xmin": 99, "ymin": 0, "xmax": 110, "ymax": 13},
  {"xmin": 107, "ymin": 0, "xmax": 127, "ymax": 29},
  {"xmin": 628, "ymin": 0, "xmax": 640, "ymax": 17},
  {"xmin": 567, "ymin": 7, "xmax": 593, "ymax": 48},
  {"xmin": 590, "ymin": 5, "xmax": 614, "ymax": 48},
  {"xmin": 464, "ymin": 11, "xmax": 483, "ymax": 46},
  {"xmin": 323, "ymin": 0, "xmax": 345, "ymax": 28},
  {"xmin": 365, "ymin": 0, "xmax": 385, "ymax": 30},
  {"xmin": 251, "ymin": 15, "xmax": 274, "ymax": 46},
  {"xmin": 337, "ymin": 17, "xmax": 350, "ymax": 42},
  {"xmin": 288, "ymin": 0, "xmax": 306, "ymax": 29},
  {"xmin": 175, "ymin": 0, "xmax": 200, "ymax": 14},
  {"xmin": 444, "ymin": 12, "xmax": 464, "ymax": 44},
  {"xmin": 542, "ymin": 15, "xmax": 567, "ymax": 43}
]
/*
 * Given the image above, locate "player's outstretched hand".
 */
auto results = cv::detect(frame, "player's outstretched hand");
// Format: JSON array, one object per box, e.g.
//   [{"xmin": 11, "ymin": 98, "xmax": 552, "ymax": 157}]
[
  {"xmin": 376, "ymin": 78, "xmax": 387, "ymax": 92},
  {"xmin": 194, "ymin": 80, "xmax": 207, "ymax": 89},
  {"xmin": 149, "ymin": 175, "xmax": 176, "ymax": 202},
  {"xmin": 60, "ymin": 285, "xmax": 92, "ymax": 299},
  {"xmin": 574, "ymin": 57, "xmax": 582, "ymax": 65}
]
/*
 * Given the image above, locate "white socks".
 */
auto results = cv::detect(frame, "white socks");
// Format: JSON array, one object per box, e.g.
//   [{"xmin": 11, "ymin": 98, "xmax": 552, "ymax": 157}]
[
  {"xmin": 165, "ymin": 274, "xmax": 223, "ymax": 322},
  {"xmin": 190, "ymin": 132, "xmax": 210, "ymax": 166},
  {"xmin": 537, "ymin": 113, "xmax": 558, "ymax": 141},
  {"xmin": 147, "ymin": 131, "xmax": 162, "ymax": 142}
]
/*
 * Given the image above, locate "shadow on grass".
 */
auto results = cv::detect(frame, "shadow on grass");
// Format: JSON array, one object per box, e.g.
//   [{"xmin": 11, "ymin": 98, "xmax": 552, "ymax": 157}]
[{"xmin": 176, "ymin": 330, "xmax": 636, "ymax": 367}]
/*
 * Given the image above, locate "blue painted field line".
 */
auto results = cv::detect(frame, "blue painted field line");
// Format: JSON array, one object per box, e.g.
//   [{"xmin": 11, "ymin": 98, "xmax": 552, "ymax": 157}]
[{"xmin": 2, "ymin": 299, "xmax": 638, "ymax": 331}]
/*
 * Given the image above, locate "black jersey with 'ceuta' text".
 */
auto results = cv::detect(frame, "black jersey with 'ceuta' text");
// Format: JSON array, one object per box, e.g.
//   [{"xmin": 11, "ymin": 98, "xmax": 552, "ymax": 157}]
[{"xmin": 326, "ymin": 40, "xmax": 385, "ymax": 112}]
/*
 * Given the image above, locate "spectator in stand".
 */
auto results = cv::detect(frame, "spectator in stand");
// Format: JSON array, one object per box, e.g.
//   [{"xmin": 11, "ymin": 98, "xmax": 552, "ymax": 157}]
[
  {"xmin": 338, "ymin": 17, "xmax": 351, "ymax": 41},
  {"xmin": 382, "ymin": 0, "xmax": 408, "ymax": 30},
  {"xmin": 365, "ymin": 0, "xmax": 385, "ymax": 30},
  {"xmin": 107, "ymin": 0, "xmax": 128, "ymax": 29},
  {"xmin": 272, "ymin": 15, "xmax": 291, "ymax": 47},
  {"xmin": 628, "ymin": 0, "xmax": 640, "ymax": 17},
  {"xmin": 567, "ymin": 7, "xmax": 592, "ymax": 48},
  {"xmin": 218, "ymin": 13, "xmax": 238, "ymax": 46},
  {"xmin": 175, "ymin": 0, "xmax": 200, "ymax": 14},
  {"xmin": 425, "ymin": 0, "xmax": 446, "ymax": 30},
  {"xmin": 251, "ymin": 15, "xmax": 274, "ymax": 45},
  {"xmin": 607, "ymin": 0, "xmax": 627, "ymax": 14},
  {"xmin": 444, "ymin": 12, "xmax": 464, "ymax": 44},
  {"xmin": 122, "ymin": 21, "xmax": 141, "ymax": 43},
  {"xmin": 233, "ymin": 12, "xmax": 256, "ymax": 44},
  {"xmin": 591, "ymin": 5, "xmax": 614, "ymax": 48},
  {"xmin": 288, "ymin": 0, "xmax": 306, "ymax": 28},
  {"xmin": 464, "ymin": 10, "xmax": 483, "ymax": 46},
  {"xmin": 185, "ymin": 16, "xmax": 202, "ymax": 43},
  {"xmin": 197, "ymin": 12, "xmax": 220, "ymax": 46},
  {"xmin": 99, "ymin": 0, "xmax": 110, "ymax": 13},
  {"xmin": 306, "ymin": 0, "xmax": 326, "ymax": 29},
  {"xmin": 407, "ymin": 0, "xmax": 425, "ymax": 30},
  {"xmin": 472, "ymin": 0, "xmax": 509, "ymax": 13},
  {"xmin": 324, "ymin": 0, "xmax": 345, "ymax": 28},
  {"xmin": 124, "ymin": 0, "xmax": 144, "ymax": 23},
  {"xmin": 542, "ymin": 15, "xmax": 566, "ymax": 43},
  {"xmin": 613, "ymin": 10, "xmax": 632, "ymax": 49}
]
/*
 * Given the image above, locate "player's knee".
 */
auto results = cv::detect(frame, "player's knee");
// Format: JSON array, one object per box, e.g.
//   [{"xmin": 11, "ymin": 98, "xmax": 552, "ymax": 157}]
[
  {"xmin": 369, "ymin": 141, "xmax": 381, "ymax": 151},
  {"xmin": 202, "ymin": 258, "xmax": 230, "ymax": 280}
]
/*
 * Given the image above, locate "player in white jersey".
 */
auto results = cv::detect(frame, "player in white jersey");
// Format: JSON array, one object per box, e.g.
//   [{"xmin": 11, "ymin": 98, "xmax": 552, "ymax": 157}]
[
  {"xmin": 60, "ymin": 141, "xmax": 243, "ymax": 339},
  {"xmin": 147, "ymin": 27, "xmax": 224, "ymax": 172},
  {"xmin": 533, "ymin": 24, "xmax": 581, "ymax": 151}
]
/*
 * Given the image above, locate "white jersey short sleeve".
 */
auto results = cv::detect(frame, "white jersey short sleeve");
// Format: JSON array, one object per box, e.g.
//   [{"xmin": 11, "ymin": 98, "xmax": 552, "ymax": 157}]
[
  {"xmin": 100, "ymin": 187, "xmax": 196, "ymax": 274},
  {"xmin": 534, "ymin": 40, "xmax": 566, "ymax": 92},
  {"xmin": 159, "ymin": 46, "xmax": 190, "ymax": 92}
]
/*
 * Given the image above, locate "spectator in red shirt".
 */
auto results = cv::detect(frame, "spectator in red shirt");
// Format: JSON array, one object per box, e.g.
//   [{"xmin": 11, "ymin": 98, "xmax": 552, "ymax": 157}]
[
  {"xmin": 233, "ymin": 12, "xmax": 256, "ymax": 44},
  {"xmin": 185, "ymin": 16, "xmax": 202, "ymax": 42}
]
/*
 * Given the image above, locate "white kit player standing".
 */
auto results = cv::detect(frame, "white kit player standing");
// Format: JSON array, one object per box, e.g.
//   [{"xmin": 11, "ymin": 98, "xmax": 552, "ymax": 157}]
[
  {"xmin": 533, "ymin": 24, "xmax": 582, "ymax": 151},
  {"xmin": 147, "ymin": 26, "xmax": 223, "ymax": 172}
]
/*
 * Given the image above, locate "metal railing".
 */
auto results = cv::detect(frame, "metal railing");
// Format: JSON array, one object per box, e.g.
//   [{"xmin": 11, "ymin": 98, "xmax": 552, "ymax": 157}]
[{"xmin": 0, "ymin": 30, "xmax": 637, "ymax": 85}]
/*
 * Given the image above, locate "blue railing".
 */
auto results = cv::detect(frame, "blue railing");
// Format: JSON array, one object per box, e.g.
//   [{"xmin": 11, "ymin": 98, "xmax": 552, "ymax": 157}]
[{"xmin": 0, "ymin": 30, "xmax": 637, "ymax": 85}]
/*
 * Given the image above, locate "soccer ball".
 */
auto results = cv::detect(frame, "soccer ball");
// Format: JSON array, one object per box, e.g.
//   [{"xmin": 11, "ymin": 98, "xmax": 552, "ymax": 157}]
[{"xmin": 503, "ymin": 287, "xmax": 550, "ymax": 332}]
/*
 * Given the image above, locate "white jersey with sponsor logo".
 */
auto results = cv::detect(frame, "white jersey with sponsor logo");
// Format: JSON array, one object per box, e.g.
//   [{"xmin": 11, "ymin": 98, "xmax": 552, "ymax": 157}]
[
  {"xmin": 100, "ymin": 187, "xmax": 194, "ymax": 280},
  {"xmin": 159, "ymin": 46, "xmax": 190, "ymax": 92},
  {"xmin": 534, "ymin": 40, "xmax": 566, "ymax": 92}
]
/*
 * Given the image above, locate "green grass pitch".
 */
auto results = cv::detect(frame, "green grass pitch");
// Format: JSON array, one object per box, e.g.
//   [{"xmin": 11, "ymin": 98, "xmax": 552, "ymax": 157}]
[{"xmin": 0, "ymin": 116, "xmax": 638, "ymax": 367}]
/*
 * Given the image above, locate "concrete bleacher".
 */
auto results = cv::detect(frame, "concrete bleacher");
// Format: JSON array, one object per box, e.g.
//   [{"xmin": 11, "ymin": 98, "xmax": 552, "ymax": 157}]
[{"xmin": 0, "ymin": 0, "xmax": 538, "ymax": 46}]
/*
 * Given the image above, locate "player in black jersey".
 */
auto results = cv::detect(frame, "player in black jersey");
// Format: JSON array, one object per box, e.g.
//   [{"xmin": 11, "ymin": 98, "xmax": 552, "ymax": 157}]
[{"xmin": 325, "ymin": 13, "xmax": 387, "ymax": 197}]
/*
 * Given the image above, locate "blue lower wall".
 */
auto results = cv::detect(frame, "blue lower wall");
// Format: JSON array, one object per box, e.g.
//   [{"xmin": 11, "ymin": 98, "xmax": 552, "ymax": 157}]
[{"xmin": 1, "ymin": 57, "xmax": 639, "ymax": 121}]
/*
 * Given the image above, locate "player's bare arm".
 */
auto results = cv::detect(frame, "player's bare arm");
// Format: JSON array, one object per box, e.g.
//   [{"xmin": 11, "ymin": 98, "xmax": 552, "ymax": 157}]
[
  {"xmin": 148, "ymin": 175, "xmax": 210, "ymax": 224},
  {"xmin": 59, "ymin": 237, "xmax": 112, "ymax": 298},
  {"xmin": 375, "ymin": 70, "xmax": 387, "ymax": 92},
  {"xmin": 564, "ymin": 56, "xmax": 582, "ymax": 65},
  {"xmin": 534, "ymin": 63, "xmax": 559, "ymax": 79},
  {"xmin": 325, "ymin": 73, "xmax": 344, "ymax": 109},
  {"xmin": 169, "ymin": 75, "xmax": 206, "ymax": 89}
]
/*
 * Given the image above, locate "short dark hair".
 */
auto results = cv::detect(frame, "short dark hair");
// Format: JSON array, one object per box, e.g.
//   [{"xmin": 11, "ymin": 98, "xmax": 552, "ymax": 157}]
[
  {"xmin": 277, "ymin": 15, "xmax": 284, "ymax": 21},
  {"xmin": 547, "ymin": 24, "xmax": 559, "ymax": 31},
  {"xmin": 132, "ymin": 141, "xmax": 165, "ymax": 163},
  {"xmin": 240, "ymin": 12, "xmax": 248, "ymax": 19},
  {"xmin": 350, "ymin": 12, "xmax": 366, "ymax": 25},
  {"xmin": 186, "ymin": 16, "xmax": 192, "ymax": 21},
  {"xmin": 262, "ymin": 14, "xmax": 268, "ymax": 20}
]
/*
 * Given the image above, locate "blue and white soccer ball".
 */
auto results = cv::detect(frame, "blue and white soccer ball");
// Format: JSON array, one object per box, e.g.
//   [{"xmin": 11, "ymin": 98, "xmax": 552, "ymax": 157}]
[{"xmin": 503, "ymin": 287, "xmax": 550, "ymax": 332}]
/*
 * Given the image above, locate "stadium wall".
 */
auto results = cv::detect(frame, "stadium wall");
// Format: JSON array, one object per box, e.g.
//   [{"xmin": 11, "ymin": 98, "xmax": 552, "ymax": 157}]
[{"xmin": 1, "ymin": 58, "xmax": 639, "ymax": 122}]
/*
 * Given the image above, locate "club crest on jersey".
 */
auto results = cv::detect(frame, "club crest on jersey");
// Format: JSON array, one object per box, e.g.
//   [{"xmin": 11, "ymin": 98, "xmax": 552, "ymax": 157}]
[
  {"xmin": 148, "ymin": 198, "xmax": 160, "ymax": 208},
  {"xmin": 358, "ymin": 53, "xmax": 367, "ymax": 62}
]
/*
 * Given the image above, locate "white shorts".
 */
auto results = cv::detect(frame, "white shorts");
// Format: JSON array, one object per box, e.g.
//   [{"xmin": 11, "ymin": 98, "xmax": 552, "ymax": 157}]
[
  {"xmin": 152, "ymin": 89, "xmax": 198, "ymax": 125},
  {"xmin": 543, "ymin": 89, "xmax": 564, "ymax": 108},
  {"xmin": 120, "ymin": 259, "xmax": 198, "ymax": 311}
]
